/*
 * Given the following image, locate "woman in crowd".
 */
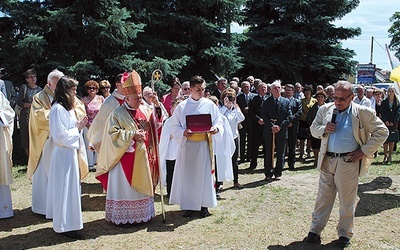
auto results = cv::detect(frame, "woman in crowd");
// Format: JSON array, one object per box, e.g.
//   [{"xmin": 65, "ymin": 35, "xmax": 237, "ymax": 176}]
[
  {"xmin": 305, "ymin": 90, "xmax": 327, "ymax": 167},
  {"xmin": 99, "ymin": 80, "xmax": 111, "ymax": 99},
  {"xmin": 159, "ymin": 97, "xmax": 184, "ymax": 197},
  {"xmin": 47, "ymin": 76, "xmax": 88, "ymax": 239},
  {"xmin": 298, "ymin": 85, "xmax": 317, "ymax": 160},
  {"xmin": 380, "ymin": 86, "xmax": 400, "ymax": 164},
  {"xmin": 81, "ymin": 80, "xmax": 104, "ymax": 170},
  {"xmin": 162, "ymin": 77, "xmax": 181, "ymax": 116},
  {"xmin": 374, "ymin": 88, "xmax": 383, "ymax": 118},
  {"xmin": 16, "ymin": 69, "xmax": 42, "ymax": 157},
  {"xmin": 219, "ymin": 88, "xmax": 245, "ymax": 189}
]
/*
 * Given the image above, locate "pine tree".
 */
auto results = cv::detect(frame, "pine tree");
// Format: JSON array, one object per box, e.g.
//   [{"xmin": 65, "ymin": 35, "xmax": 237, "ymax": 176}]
[
  {"xmin": 121, "ymin": 0, "xmax": 245, "ymax": 81},
  {"xmin": 240, "ymin": 0, "xmax": 361, "ymax": 84},
  {"xmin": 389, "ymin": 12, "xmax": 400, "ymax": 61}
]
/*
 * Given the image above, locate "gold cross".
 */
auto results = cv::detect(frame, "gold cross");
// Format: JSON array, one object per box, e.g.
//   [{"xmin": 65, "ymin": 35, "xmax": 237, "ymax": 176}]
[{"xmin": 153, "ymin": 70, "xmax": 162, "ymax": 81}]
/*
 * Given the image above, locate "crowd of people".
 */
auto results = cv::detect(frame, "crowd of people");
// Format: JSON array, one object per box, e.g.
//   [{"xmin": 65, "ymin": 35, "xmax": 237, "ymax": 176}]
[{"xmin": 0, "ymin": 67, "xmax": 394, "ymax": 247}]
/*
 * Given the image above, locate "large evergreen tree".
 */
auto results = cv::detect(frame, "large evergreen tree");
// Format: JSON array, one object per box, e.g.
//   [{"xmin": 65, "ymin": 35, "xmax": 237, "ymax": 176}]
[
  {"xmin": 0, "ymin": 0, "xmax": 245, "ymax": 87},
  {"xmin": 389, "ymin": 12, "xmax": 400, "ymax": 61},
  {"xmin": 121, "ymin": 0, "xmax": 245, "ymax": 81},
  {"xmin": 0, "ymin": 0, "xmax": 147, "ymax": 85},
  {"xmin": 240, "ymin": 0, "xmax": 361, "ymax": 84}
]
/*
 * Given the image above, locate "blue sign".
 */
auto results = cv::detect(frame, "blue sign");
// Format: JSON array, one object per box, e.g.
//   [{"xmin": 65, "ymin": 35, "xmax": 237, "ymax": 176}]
[{"xmin": 357, "ymin": 64, "xmax": 376, "ymax": 84}]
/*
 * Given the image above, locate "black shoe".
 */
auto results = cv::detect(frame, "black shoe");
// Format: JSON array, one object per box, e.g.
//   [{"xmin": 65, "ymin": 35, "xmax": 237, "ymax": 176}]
[
  {"xmin": 304, "ymin": 232, "xmax": 321, "ymax": 244},
  {"xmin": 200, "ymin": 207, "xmax": 211, "ymax": 218},
  {"xmin": 234, "ymin": 183, "xmax": 244, "ymax": 190},
  {"xmin": 183, "ymin": 210, "xmax": 195, "ymax": 217},
  {"xmin": 337, "ymin": 236, "xmax": 351, "ymax": 248},
  {"xmin": 247, "ymin": 165, "xmax": 256, "ymax": 170},
  {"xmin": 62, "ymin": 230, "xmax": 83, "ymax": 240},
  {"xmin": 264, "ymin": 176, "xmax": 272, "ymax": 182}
]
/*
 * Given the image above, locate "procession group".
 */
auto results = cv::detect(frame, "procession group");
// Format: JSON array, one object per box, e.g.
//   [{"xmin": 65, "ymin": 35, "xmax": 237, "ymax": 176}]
[{"xmin": 0, "ymin": 69, "xmax": 392, "ymax": 247}]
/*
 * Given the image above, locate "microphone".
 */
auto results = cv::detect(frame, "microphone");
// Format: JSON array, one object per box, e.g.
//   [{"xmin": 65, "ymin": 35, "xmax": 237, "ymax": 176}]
[{"xmin": 331, "ymin": 108, "xmax": 338, "ymax": 123}]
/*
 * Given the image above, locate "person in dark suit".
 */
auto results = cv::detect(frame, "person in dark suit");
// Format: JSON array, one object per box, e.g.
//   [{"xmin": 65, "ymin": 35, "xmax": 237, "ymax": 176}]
[
  {"xmin": 211, "ymin": 78, "xmax": 227, "ymax": 102},
  {"xmin": 248, "ymin": 82, "xmax": 268, "ymax": 169},
  {"xmin": 237, "ymin": 81, "xmax": 256, "ymax": 163},
  {"xmin": 380, "ymin": 86, "xmax": 400, "ymax": 163},
  {"xmin": 284, "ymin": 84, "xmax": 302, "ymax": 170},
  {"xmin": 262, "ymin": 80, "xmax": 292, "ymax": 180},
  {"xmin": 0, "ymin": 68, "xmax": 17, "ymax": 108}
]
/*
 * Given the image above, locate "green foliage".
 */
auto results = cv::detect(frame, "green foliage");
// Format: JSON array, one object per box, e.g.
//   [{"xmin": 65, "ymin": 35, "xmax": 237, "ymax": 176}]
[
  {"xmin": 0, "ymin": 0, "xmax": 363, "ymax": 86},
  {"xmin": 240, "ymin": 0, "xmax": 361, "ymax": 84},
  {"xmin": 389, "ymin": 12, "xmax": 400, "ymax": 60}
]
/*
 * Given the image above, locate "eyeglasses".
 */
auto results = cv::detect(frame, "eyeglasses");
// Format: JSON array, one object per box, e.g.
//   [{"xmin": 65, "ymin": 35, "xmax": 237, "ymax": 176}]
[
  {"xmin": 183, "ymin": 88, "xmax": 190, "ymax": 91},
  {"xmin": 333, "ymin": 93, "xmax": 353, "ymax": 102},
  {"xmin": 87, "ymin": 87, "xmax": 98, "ymax": 90},
  {"xmin": 100, "ymin": 86, "xmax": 110, "ymax": 90}
]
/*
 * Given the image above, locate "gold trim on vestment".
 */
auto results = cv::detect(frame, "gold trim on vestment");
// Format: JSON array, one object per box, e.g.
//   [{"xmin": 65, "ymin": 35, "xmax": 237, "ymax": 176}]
[{"xmin": 187, "ymin": 133, "xmax": 208, "ymax": 141}]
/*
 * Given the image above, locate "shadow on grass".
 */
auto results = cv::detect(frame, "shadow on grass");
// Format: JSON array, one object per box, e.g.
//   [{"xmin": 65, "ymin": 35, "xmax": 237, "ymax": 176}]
[
  {"xmin": 268, "ymin": 239, "xmax": 345, "ymax": 249},
  {"xmin": 81, "ymin": 182, "xmax": 104, "ymax": 195},
  {"xmin": 0, "ymin": 211, "xmax": 190, "ymax": 249},
  {"xmin": 0, "ymin": 208, "xmax": 50, "ymax": 232},
  {"xmin": 356, "ymin": 176, "xmax": 400, "ymax": 217}
]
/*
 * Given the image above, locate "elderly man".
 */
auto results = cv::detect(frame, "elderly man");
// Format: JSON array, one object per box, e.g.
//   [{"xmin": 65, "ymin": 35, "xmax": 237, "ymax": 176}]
[
  {"xmin": 353, "ymin": 85, "xmax": 371, "ymax": 107},
  {"xmin": 27, "ymin": 69, "xmax": 65, "ymax": 215},
  {"xmin": 236, "ymin": 81, "xmax": 256, "ymax": 163},
  {"xmin": 248, "ymin": 82, "xmax": 269, "ymax": 169},
  {"xmin": 284, "ymin": 84, "xmax": 302, "ymax": 170},
  {"xmin": 365, "ymin": 88, "xmax": 376, "ymax": 110},
  {"xmin": 96, "ymin": 70, "xmax": 160, "ymax": 225},
  {"xmin": 261, "ymin": 80, "xmax": 292, "ymax": 180},
  {"xmin": 294, "ymin": 82, "xmax": 305, "ymax": 99},
  {"xmin": 142, "ymin": 86, "xmax": 168, "ymax": 121},
  {"xmin": 304, "ymin": 81, "xmax": 388, "ymax": 248},
  {"xmin": 181, "ymin": 81, "xmax": 191, "ymax": 97},
  {"xmin": 325, "ymin": 85, "xmax": 335, "ymax": 103}
]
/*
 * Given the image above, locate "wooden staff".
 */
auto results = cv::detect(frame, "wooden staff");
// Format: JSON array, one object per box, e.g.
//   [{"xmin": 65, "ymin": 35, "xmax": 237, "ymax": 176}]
[
  {"xmin": 151, "ymin": 69, "xmax": 166, "ymax": 223},
  {"xmin": 271, "ymin": 119, "xmax": 277, "ymax": 169}
]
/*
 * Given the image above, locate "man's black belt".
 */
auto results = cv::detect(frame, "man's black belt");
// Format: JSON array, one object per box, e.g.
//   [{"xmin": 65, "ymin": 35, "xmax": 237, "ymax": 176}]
[{"xmin": 326, "ymin": 151, "xmax": 351, "ymax": 157}]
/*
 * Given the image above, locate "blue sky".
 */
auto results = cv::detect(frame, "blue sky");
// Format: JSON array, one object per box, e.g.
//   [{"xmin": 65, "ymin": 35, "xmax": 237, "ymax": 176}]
[
  {"xmin": 334, "ymin": 0, "xmax": 400, "ymax": 70},
  {"xmin": 232, "ymin": 1, "xmax": 400, "ymax": 71}
]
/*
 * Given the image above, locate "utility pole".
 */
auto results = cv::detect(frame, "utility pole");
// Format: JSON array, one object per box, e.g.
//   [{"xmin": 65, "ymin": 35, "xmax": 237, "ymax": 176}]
[{"xmin": 370, "ymin": 36, "xmax": 374, "ymax": 64}]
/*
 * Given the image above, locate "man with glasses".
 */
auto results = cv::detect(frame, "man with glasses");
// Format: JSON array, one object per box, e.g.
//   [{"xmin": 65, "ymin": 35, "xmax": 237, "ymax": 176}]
[
  {"xmin": 304, "ymin": 81, "xmax": 388, "ymax": 248},
  {"xmin": 181, "ymin": 81, "xmax": 191, "ymax": 98}
]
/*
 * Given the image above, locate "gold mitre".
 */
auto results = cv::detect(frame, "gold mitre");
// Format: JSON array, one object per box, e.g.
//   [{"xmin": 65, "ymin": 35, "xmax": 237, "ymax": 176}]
[{"xmin": 121, "ymin": 70, "xmax": 142, "ymax": 96}]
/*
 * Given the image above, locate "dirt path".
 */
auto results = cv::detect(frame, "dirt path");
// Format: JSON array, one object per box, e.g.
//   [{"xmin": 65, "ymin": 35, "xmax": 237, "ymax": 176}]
[{"xmin": 1, "ymin": 159, "xmax": 399, "ymax": 250}]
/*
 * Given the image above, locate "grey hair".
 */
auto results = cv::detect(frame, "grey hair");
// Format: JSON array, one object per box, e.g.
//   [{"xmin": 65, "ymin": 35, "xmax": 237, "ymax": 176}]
[
  {"xmin": 142, "ymin": 86, "xmax": 153, "ymax": 95},
  {"xmin": 334, "ymin": 81, "xmax": 354, "ymax": 93},
  {"xmin": 47, "ymin": 69, "xmax": 64, "ymax": 83},
  {"xmin": 271, "ymin": 80, "xmax": 282, "ymax": 88}
]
